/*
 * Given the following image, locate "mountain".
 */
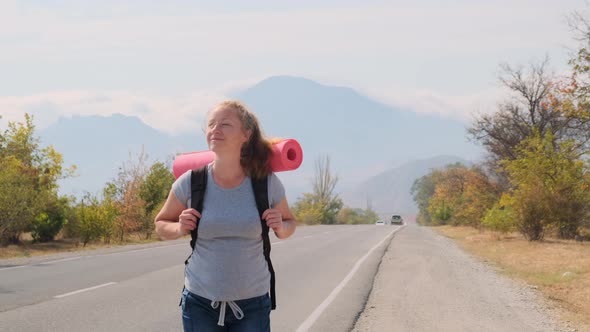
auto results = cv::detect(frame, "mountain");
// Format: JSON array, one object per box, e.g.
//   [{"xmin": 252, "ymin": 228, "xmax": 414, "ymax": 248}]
[
  {"xmin": 233, "ymin": 76, "xmax": 481, "ymax": 197},
  {"xmin": 39, "ymin": 76, "xmax": 483, "ymax": 204},
  {"xmin": 40, "ymin": 114, "xmax": 204, "ymax": 197},
  {"xmin": 341, "ymin": 155, "xmax": 472, "ymax": 216}
]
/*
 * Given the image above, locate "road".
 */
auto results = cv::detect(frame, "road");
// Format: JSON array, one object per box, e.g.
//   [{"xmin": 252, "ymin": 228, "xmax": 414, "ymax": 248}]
[{"xmin": 0, "ymin": 224, "xmax": 400, "ymax": 331}]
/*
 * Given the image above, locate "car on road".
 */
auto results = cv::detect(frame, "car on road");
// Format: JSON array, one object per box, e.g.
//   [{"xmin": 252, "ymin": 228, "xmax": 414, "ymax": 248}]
[
  {"xmin": 391, "ymin": 215, "xmax": 403, "ymax": 225},
  {"xmin": 375, "ymin": 220, "xmax": 385, "ymax": 225}
]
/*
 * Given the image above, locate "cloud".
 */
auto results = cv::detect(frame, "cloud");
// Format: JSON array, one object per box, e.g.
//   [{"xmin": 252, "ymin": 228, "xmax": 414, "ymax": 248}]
[
  {"xmin": 0, "ymin": 89, "xmax": 228, "ymax": 135},
  {"xmin": 0, "ymin": 1, "xmax": 578, "ymax": 63},
  {"xmin": 0, "ymin": 0, "xmax": 582, "ymax": 110},
  {"xmin": 365, "ymin": 85, "xmax": 509, "ymax": 123},
  {"xmin": 0, "ymin": 73, "xmax": 558, "ymax": 138},
  {"xmin": 0, "ymin": 81, "xmax": 502, "ymax": 139}
]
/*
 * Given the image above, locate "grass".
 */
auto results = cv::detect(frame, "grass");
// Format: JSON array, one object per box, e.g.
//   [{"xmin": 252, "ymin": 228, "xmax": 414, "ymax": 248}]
[
  {"xmin": 433, "ymin": 225, "xmax": 590, "ymax": 331},
  {"xmin": 0, "ymin": 233, "xmax": 163, "ymax": 260}
]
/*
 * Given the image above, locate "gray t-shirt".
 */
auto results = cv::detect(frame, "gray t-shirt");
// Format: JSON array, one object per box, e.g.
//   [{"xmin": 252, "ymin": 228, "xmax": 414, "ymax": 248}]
[{"xmin": 172, "ymin": 164, "xmax": 285, "ymax": 301}]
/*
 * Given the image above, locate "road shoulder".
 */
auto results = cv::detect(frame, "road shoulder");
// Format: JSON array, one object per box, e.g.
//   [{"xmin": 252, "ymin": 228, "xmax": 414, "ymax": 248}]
[{"xmin": 352, "ymin": 224, "xmax": 568, "ymax": 332}]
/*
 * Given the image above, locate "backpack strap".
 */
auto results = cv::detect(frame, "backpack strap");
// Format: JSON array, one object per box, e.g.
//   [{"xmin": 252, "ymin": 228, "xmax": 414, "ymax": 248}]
[
  {"xmin": 251, "ymin": 175, "xmax": 277, "ymax": 310},
  {"xmin": 185, "ymin": 166, "xmax": 208, "ymax": 265}
]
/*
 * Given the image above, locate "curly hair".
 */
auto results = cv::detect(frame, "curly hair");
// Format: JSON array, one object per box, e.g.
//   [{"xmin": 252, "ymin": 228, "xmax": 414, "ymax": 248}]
[{"xmin": 213, "ymin": 100, "xmax": 272, "ymax": 179}]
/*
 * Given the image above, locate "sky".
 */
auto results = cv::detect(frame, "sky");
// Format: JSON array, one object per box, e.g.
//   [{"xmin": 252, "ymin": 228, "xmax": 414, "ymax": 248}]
[{"xmin": 0, "ymin": 0, "xmax": 587, "ymax": 135}]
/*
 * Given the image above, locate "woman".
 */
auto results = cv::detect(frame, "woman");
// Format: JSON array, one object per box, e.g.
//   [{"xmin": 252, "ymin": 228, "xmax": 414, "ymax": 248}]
[{"xmin": 155, "ymin": 100, "xmax": 296, "ymax": 331}]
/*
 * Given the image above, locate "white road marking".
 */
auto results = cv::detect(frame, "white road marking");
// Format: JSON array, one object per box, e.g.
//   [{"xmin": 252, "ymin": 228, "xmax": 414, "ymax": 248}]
[
  {"xmin": 303, "ymin": 236, "xmax": 313, "ymax": 239},
  {"xmin": 54, "ymin": 282, "xmax": 117, "ymax": 298},
  {"xmin": 38, "ymin": 257, "xmax": 81, "ymax": 265},
  {"xmin": 97, "ymin": 243, "xmax": 187, "ymax": 257},
  {"xmin": 0, "ymin": 242, "xmax": 187, "ymax": 271},
  {"xmin": 296, "ymin": 226, "xmax": 405, "ymax": 332}
]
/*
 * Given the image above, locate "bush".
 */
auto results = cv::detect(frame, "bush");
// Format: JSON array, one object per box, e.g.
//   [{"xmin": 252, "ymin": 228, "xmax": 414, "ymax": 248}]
[
  {"xmin": 30, "ymin": 197, "xmax": 70, "ymax": 243},
  {"xmin": 482, "ymin": 203, "xmax": 515, "ymax": 234},
  {"xmin": 70, "ymin": 194, "xmax": 117, "ymax": 246},
  {"xmin": 31, "ymin": 212, "xmax": 66, "ymax": 243},
  {"xmin": 295, "ymin": 206, "xmax": 323, "ymax": 225},
  {"xmin": 336, "ymin": 207, "xmax": 379, "ymax": 224}
]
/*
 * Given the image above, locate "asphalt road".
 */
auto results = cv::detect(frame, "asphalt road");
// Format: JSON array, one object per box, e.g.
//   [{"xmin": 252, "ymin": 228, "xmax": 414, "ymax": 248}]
[{"xmin": 0, "ymin": 224, "xmax": 400, "ymax": 331}]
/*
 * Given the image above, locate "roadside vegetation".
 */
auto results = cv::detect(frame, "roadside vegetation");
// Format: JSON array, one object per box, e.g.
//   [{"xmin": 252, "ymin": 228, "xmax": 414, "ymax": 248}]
[
  {"xmin": 412, "ymin": 12, "xmax": 590, "ymax": 241},
  {"xmin": 411, "ymin": 12, "xmax": 590, "ymax": 330},
  {"xmin": 292, "ymin": 155, "xmax": 378, "ymax": 225},
  {"xmin": 0, "ymin": 113, "xmax": 176, "ymax": 256}
]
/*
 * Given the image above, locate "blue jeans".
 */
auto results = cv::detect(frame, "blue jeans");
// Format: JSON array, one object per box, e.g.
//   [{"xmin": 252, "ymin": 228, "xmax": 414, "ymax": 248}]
[{"xmin": 181, "ymin": 288, "xmax": 271, "ymax": 332}]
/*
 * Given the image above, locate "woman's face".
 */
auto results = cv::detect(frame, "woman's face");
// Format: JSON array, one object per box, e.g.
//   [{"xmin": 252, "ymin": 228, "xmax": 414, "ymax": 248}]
[{"xmin": 206, "ymin": 106, "xmax": 250, "ymax": 154}]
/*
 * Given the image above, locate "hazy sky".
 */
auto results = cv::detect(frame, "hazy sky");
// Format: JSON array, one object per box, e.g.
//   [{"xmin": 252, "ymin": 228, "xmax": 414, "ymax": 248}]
[{"xmin": 0, "ymin": 0, "xmax": 586, "ymax": 134}]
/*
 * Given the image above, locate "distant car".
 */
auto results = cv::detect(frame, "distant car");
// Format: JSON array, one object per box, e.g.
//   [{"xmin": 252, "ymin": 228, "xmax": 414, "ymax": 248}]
[
  {"xmin": 391, "ymin": 215, "xmax": 403, "ymax": 225},
  {"xmin": 375, "ymin": 220, "xmax": 385, "ymax": 225}
]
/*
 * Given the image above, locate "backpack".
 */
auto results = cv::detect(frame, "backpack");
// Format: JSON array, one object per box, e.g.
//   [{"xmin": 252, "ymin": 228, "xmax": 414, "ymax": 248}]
[{"xmin": 185, "ymin": 166, "xmax": 277, "ymax": 310}]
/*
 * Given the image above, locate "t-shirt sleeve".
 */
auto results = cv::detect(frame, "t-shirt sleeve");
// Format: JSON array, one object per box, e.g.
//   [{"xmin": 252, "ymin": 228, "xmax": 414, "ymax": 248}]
[
  {"xmin": 172, "ymin": 170, "xmax": 192, "ymax": 207},
  {"xmin": 268, "ymin": 173, "xmax": 286, "ymax": 208}
]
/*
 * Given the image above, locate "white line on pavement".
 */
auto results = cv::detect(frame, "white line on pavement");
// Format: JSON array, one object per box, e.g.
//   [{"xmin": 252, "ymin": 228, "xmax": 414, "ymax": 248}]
[
  {"xmin": 54, "ymin": 282, "xmax": 117, "ymax": 298},
  {"xmin": 0, "ymin": 242, "xmax": 188, "ymax": 271},
  {"xmin": 0, "ymin": 265, "xmax": 26, "ymax": 271},
  {"xmin": 38, "ymin": 257, "xmax": 81, "ymax": 265},
  {"xmin": 96, "ymin": 243, "xmax": 187, "ymax": 258},
  {"xmin": 296, "ymin": 226, "xmax": 405, "ymax": 332}
]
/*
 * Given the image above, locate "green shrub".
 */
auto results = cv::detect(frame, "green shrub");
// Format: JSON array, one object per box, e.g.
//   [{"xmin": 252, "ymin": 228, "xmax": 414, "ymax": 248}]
[{"xmin": 482, "ymin": 203, "xmax": 515, "ymax": 234}]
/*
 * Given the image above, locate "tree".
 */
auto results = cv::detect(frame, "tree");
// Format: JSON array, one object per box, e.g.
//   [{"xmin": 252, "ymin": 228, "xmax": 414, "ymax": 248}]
[
  {"xmin": 482, "ymin": 199, "xmax": 516, "ymax": 236},
  {"xmin": 30, "ymin": 196, "xmax": 72, "ymax": 243},
  {"xmin": 411, "ymin": 174, "xmax": 436, "ymax": 225},
  {"xmin": 0, "ymin": 156, "xmax": 37, "ymax": 245},
  {"xmin": 413, "ymin": 164, "xmax": 499, "ymax": 227},
  {"xmin": 568, "ymin": 11, "xmax": 590, "ymax": 104},
  {"xmin": 0, "ymin": 114, "xmax": 75, "ymax": 245},
  {"xmin": 468, "ymin": 59, "xmax": 590, "ymax": 187},
  {"xmin": 293, "ymin": 155, "xmax": 343, "ymax": 224},
  {"xmin": 292, "ymin": 193, "xmax": 324, "ymax": 225},
  {"xmin": 106, "ymin": 149, "xmax": 150, "ymax": 242},
  {"xmin": 0, "ymin": 114, "xmax": 39, "ymax": 167},
  {"xmin": 336, "ymin": 207, "xmax": 379, "ymax": 224},
  {"xmin": 500, "ymin": 132, "xmax": 590, "ymax": 240},
  {"xmin": 71, "ymin": 193, "xmax": 118, "ymax": 246},
  {"xmin": 427, "ymin": 165, "xmax": 467, "ymax": 225},
  {"xmin": 139, "ymin": 161, "xmax": 175, "ymax": 238},
  {"xmin": 452, "ymin": 167, "xmax": 501, "ymax": 228}
]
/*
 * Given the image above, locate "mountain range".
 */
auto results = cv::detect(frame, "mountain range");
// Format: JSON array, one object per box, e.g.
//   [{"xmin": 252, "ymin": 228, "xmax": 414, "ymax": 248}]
[
  {"xmin": 341, "ymin": 155, "xmax": 471, "ymax": 215},
  {"xmin": 38, "ymin": 76, "xmax": 482, "ymax": 213}
]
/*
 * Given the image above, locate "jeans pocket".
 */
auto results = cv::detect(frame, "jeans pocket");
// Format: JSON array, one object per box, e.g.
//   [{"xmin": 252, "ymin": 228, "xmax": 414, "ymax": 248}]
[{"xmin": 180, "ymin": 288, "xmax": 189, "ymax": 312}]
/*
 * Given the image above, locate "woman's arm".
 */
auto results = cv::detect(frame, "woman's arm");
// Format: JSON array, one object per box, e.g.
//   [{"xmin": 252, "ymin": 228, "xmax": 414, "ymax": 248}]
[
  {"xmin": 263, "ymin": 197, "xmax": 296, "ymax": 239},
  {"xmin": 154, "ymin": 190, "xmax": 196, "ymax": 240}
]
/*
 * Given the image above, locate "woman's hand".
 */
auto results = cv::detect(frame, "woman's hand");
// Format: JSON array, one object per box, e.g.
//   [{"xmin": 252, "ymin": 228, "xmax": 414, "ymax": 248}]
[
  {"xmin": 262, "ymin": 208, "xmax": 284, "ymax": 233},
  {"xmin": 178, "ymin": 208, "xmax": 202, "ymax": 236}
]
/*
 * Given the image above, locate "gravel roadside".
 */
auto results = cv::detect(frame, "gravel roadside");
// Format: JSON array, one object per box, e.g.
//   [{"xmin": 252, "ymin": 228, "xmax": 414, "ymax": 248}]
[{"xmin": 351, "ymin": 224, "xmax": 571, "ymax": 332}]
